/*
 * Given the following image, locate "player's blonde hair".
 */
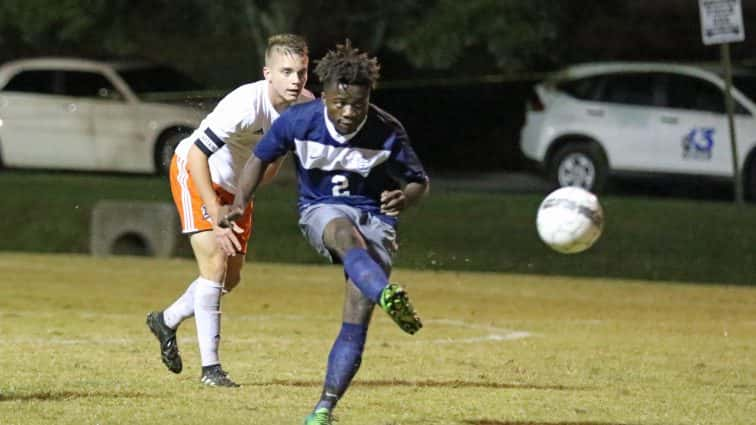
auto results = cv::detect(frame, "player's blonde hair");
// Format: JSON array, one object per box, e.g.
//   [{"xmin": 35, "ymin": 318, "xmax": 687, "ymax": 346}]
[{"xmin": 265, "ymin": 34, "xmax": 308, "ymax": 64}]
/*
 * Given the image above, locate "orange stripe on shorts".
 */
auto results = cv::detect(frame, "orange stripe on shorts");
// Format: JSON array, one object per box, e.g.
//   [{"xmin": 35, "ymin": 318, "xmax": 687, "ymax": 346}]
[{"xmin": 169, "ymin": 154, "xmax": 254, "ymax": 253}]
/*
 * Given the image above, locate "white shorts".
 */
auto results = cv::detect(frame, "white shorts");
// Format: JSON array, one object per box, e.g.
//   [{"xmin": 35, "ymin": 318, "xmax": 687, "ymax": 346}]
[{"xmin": 298, "ymin": 203, "xmax": 398, "ymax": 273}]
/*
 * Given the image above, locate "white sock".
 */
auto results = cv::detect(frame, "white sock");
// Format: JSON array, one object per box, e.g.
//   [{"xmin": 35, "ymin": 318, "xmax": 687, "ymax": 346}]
[
  {"xmin": 163, "ymin": 279, "xmax": 199, "ymax": 329},
  {"xmin": 194, "ymin": 277, "xmax": 223, "ymax": 367}
]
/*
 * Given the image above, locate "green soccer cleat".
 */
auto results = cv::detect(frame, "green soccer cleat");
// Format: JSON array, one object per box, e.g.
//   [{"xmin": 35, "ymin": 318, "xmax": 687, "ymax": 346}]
[
  {"xmin": 145, "ymin": 311, "xmax": 183, "ymax": 374},
  {"xmin": 303, "ymin": 407, "xmax": 331, "ymax": 425},
  {"xmin": 379, "ymin": 283, "xmax": 423, "ymax": 334}
]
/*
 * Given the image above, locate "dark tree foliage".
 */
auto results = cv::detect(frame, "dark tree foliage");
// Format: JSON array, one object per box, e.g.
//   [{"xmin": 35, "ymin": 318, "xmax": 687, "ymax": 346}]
[{"xmin": 1, "ymin": 0, "xmax": 756, "ymax": 84}]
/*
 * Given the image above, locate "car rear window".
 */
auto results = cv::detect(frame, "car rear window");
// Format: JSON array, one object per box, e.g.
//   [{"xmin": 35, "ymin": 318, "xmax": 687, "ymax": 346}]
[
  {"xmin": 2, "ymin": 70, "xmax": 57, "ymax": 94},
  {"xmin": 555, "ymin": 76, "xmax": 603, "ymax": 101},
  {"xmin": 117, "ymin": 65, "xmax": 204, "ymax": 94}
]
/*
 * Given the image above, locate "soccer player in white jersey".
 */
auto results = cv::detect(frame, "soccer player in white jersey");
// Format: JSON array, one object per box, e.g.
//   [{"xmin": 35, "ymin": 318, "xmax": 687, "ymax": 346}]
[
  {"xmin": 218, "ymin": 40, "xmax": 429, "ymax": 424},
  {"xmin": 145, "ymin": 34, "xmax": 312, "ymax": 387}
]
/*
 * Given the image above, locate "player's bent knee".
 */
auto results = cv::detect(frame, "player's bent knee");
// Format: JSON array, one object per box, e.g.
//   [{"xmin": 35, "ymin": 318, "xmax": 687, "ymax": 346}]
[
  {"xmin": 224, "ymin": 275, "xmax": 241, "ymax": 293},
  {"xmin": 326, "ymin": 221, "xmax": 364, "ymax": 252},
  {"xmin": 223, "ymin": 253, "xmax": 245, "ymax": 294},
  {"xmin": 196, "ymin": 254, "xmax": 228, "ymax": 283}
]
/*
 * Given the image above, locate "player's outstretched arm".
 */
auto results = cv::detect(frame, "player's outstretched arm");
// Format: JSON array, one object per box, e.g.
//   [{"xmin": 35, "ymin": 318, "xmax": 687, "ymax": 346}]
[
  {"xmin": 380, "ymin": 180, "xmax": 429, "ymax": 217},
  {"xmin": 403, "ymin": 180, "xmax": 430, "ymax": 207},
  {"xmin": 234, "ymin": 154, "xmax": 270, "ymax": 207},
  {"xmin": 260, "ymin": 153, "xmax": 288, "ymax": 185},
  {"xmin": 217, "ymin": 154, "xmax": 270, "ymax": 249},
  {"xmin": 188, "ymin": 144, "xmax": 245, "ymax": 256}
]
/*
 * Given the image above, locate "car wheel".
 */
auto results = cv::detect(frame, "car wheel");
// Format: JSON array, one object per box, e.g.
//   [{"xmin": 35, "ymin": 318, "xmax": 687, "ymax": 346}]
[
  {"xmin": 549, "ymin": 142, "xmax": 608, "ymax": 193},
  {"xmin": 154, "ymin": 131, "xmax": 188, "ymax": 176}
]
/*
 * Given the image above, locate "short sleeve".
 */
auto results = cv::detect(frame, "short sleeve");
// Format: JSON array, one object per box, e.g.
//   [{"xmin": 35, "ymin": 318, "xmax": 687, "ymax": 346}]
[
  {"xmin": 254, "ymin": 111, "xmax": 295, "ymax": 161},
  {"xmin": 389, "ymin": 127, "xmax": 428, "ymax": 184},
  {"xmin": 194, "ymin": 84, "xmax": 265, "ymax": 155}
]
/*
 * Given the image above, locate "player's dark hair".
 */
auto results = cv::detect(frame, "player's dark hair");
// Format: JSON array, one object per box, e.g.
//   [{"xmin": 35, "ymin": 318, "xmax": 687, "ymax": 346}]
[{"xmin": 314, "ymin": 39, "xmax": 380, "ymax": 89}]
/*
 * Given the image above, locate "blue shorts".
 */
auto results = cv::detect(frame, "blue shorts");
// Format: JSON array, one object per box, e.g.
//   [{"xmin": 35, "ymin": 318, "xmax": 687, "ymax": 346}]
[{"xmin": 298, "ymin": 203, "xmax": 397, "ymax": 273}]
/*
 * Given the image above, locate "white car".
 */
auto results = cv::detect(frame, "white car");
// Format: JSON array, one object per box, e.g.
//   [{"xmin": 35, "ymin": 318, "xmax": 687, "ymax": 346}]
[
  {"xmin": 0, "ymin": 57, "xmax": 210, "ymax": 174},
  {"xmin": 519, "ymin": 62, "xmax": 756, "ymax": 196}
]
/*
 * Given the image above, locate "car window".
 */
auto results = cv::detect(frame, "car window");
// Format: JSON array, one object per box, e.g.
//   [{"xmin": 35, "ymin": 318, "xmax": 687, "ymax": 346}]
[
  {"xmin": 597, "ymin": 73, "xmax": 660, "ymax": 107},
  {"xmin": 116, "ymin": 65, "xmax": 204, "ymax": 94},
  {"xmin": 732, "ymin": 75, "xmax": 756, "ymax": 101},
  {"xmin": 62, "ymin": 71, "xmax": 122, "ymax": 100},
  {"xmin": 556, "ymin": 76, "xmax": 603, "ymax": 101},
  {"xmin": 661, "ymin": 73, "xmax": 746, "ymax": 114},
  {"xmin": 731, "ymin": 75, "xmax": 756, "ymax": 115},
  {"xmin": 2, "ymin": 70, "xmax": 57, "ymax": 94}
]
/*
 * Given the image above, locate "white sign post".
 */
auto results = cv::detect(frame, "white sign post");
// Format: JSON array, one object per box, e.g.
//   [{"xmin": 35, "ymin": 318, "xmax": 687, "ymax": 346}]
[{"xmin": 699, "ymin": 0, "xmax": 745, "ymax": 204}]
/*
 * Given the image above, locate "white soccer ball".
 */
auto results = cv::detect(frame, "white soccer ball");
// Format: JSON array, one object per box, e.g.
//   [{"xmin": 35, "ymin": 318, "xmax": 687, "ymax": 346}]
[{"xmin": 536, "ymin": 187, "xmax": 604, "ymax": 254}]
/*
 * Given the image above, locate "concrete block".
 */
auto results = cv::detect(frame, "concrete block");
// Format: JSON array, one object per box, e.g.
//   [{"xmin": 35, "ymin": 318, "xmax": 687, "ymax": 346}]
[{"xmin": 90, "ymin": 201, "xmax": 184, "ymax": 257}]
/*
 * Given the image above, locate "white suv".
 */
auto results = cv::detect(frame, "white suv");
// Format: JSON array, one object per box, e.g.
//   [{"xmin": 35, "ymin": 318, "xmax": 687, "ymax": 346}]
[
  {"xmin": 0, "ymin": 57, "xmax": 210, "ymax": 174},
  {"xmin": 519, "ymin": 62, "xmax": 756, "ymax": 196}
]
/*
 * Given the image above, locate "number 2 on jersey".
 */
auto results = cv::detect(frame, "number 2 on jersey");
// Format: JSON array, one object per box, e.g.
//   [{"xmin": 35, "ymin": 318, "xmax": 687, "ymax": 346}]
[{"xmin": 331, "ymin": 175, "xmax": 351, "ymax": 196}]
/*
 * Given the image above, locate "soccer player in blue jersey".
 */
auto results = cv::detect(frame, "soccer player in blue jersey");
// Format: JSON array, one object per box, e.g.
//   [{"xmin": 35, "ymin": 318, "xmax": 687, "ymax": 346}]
[{"xmin": 216, "ymin": 40, "xmax": 429, "ymax": 424}]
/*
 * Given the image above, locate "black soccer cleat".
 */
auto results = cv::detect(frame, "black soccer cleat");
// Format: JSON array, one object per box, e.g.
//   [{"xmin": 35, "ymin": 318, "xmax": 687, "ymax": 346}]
[
  {"xmin": 200, "ymin": 364, "xmax": 240, "ymax": 387},
  {"xmin": 145, "ymin": 311, "xmax": 183, "ymax": 374}
]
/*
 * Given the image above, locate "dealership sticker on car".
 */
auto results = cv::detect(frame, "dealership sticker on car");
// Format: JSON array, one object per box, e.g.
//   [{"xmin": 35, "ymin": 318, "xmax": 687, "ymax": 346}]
[{"xmin": 682, "ymin": 127, "xmax": 715, "ymax": 160}]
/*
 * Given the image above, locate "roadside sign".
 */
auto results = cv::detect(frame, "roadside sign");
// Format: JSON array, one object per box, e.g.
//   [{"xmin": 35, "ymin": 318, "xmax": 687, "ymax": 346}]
[
  {"xmin": 699, "ymin": 0, "xmax": 746, "ymax": 203},
  {"xmin": 699, "ymin": 0, "xmax": 745, "ymax": 45}
]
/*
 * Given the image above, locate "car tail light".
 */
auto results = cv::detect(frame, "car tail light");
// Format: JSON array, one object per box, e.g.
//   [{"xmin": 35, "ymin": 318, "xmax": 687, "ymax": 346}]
[{"xmin": 528, "ymin": 88, "xmax": 545, "ymax": 111}]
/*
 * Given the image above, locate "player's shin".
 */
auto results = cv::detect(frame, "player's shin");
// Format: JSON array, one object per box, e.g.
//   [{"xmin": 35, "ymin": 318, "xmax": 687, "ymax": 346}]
[
  {"xmin": 163, "ymin": 278, "xmax": 199, "ymax": 328},
  {"xmin": 315, "ymin": 323, "xmax": 368, "ymax": 411},
  {"xmin": 343, "ymin": 248, "xmax": 387, "ymax": 303},
  {"xmin": 194, "ymin": 278, "xmax": 223, "ymax": 366}
]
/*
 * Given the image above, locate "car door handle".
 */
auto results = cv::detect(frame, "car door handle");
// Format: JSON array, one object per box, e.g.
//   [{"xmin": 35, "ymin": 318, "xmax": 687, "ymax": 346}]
[
  {"xmin": 660, "ymin": 116, "xmax": 678, "ymax": 124},
  {"xmin": 586, "ymin": 108, "xmax": 604, "ymax": 117},
  {"xmin": 66, "ymin": 103, "xmax": 78, "ymax": 112}
]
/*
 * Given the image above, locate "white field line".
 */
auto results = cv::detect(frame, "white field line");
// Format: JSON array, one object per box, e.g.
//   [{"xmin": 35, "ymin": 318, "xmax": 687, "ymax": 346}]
[
  {"xmin": 0, "ymin": 311, "xmax": 312, "ymax": 321},
  {"xmin": 0, "ymin": 313, "xmax": 531, "ymax": 346},
  {"xmin": 423, "ymin": 319, "xmax": 532, "ymax": 344},
  {"xmin": 0, "ymin": 337, "xmax": 137, "ymax": 345}
]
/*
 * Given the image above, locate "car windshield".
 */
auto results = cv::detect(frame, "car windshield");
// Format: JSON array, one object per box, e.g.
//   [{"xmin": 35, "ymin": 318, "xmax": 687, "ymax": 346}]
[{"xmin": 116, "ymin": 65, "xmax": 204, "ymax": 95}]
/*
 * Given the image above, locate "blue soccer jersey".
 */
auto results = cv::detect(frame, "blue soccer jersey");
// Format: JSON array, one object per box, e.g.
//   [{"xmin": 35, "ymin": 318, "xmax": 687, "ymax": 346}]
[{"xmin": 254, "ymin": 100, "xmax": 428, "ymax": 222}]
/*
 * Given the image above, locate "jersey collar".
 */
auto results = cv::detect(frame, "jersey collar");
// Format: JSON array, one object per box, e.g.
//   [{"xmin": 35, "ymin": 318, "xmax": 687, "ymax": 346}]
[{"xmin": 323, "ymin": 106, "xmax": 367, "ymax": 144}]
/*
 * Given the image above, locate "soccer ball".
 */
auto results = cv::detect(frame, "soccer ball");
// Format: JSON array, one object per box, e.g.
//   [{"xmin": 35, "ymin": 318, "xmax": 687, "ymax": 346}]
[{"xmin": 536, "ymin": 187, "xmax": 603, "ymax": 254}]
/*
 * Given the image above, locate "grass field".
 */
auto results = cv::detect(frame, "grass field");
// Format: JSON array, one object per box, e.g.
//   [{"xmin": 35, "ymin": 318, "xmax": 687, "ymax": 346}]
[
  {"xmin": 0, "ymin": 253, "xmax": 754, "ymax": 425},
  {"xmin": 4, "ymin": 170, "xmax": 756, "ymax": 286}
]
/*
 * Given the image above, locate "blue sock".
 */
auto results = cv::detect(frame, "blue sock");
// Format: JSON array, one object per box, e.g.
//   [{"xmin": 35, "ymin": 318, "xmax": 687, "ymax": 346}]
[
  {"xmin": 315, "ymin": 323, "xmax": 368, "ymax": 411},
  {"xmin": 343, "ymin": 248, "xmax": 387, "ymax": 303}
]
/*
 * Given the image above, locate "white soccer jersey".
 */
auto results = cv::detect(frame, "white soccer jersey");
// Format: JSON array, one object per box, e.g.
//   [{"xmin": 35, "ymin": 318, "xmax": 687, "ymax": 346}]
[{"xmin": 174, "ymin": 80, "xmax": 313, "ymax": 192}]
